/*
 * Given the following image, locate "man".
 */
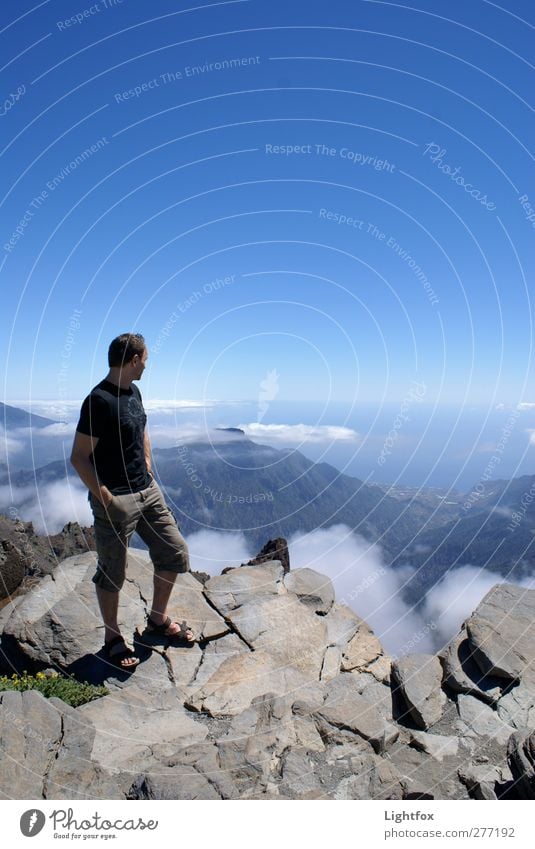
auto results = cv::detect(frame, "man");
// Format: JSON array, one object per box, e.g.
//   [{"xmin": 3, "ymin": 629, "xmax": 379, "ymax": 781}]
[{"xmin": 70, "ymin": 332, "xmax": 194, "ymax": 671}]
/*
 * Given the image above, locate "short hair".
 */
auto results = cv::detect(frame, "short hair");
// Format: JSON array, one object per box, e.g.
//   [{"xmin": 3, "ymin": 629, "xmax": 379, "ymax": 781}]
[{"xmin": 108, "ymin": 333, "xmax": 146, "ymax": 367}]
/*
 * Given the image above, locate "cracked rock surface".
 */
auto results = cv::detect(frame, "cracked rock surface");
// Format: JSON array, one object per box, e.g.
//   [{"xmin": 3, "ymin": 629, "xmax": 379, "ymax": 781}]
[{"xmin": 1, "ymin": 551, "xmax": 534, "ymax": 800}]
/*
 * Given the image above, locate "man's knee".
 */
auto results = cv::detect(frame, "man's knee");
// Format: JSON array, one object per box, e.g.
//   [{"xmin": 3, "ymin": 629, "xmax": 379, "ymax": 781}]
[
  {"xmin": 92, "ymin": 563, "xmax": 126, "ymax": 592},
  {"xmin": 153, "ymin": 542, "xmax": 190, "ymax": 574}
]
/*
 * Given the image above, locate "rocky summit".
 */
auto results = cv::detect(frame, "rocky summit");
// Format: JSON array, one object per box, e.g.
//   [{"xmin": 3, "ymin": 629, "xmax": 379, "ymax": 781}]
[{"xmin": 0, "ymin": 546, "xmax": 534, "ymax": 801}]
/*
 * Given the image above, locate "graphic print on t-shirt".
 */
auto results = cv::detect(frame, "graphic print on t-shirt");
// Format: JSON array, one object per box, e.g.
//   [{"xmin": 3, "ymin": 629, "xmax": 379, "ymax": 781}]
[
  {"xmin": 122, "ymin": 394, "xmax": 146, "ymax": 444},
  {"xmin": 76, "ymin": 380, "xmax": 150, "ymax": 494}
]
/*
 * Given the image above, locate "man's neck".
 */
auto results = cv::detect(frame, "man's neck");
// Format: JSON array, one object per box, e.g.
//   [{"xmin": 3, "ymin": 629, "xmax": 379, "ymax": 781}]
[{"xmin": 105, "ymin": 368, "xmax": 133, "ymax": 389}]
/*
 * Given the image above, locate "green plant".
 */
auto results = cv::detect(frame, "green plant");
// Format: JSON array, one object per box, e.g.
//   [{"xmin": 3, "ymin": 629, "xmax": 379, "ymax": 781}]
[{"xmin": 0, "ymin": 671, "xmax": 108, "ymax": 707}]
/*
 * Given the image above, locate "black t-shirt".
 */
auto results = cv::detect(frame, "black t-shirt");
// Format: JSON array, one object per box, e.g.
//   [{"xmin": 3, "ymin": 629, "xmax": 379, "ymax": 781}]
[{"xmin": 76, "ymin": 379, "xmax": 151, "ymax": 494}]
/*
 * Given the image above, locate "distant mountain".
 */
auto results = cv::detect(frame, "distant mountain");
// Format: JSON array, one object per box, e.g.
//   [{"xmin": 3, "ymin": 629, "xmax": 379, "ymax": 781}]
[
  {"xmin": 0, "ymin": 432, "xmax": 433, "ymax": 557},
  {"xmin": 150, "ymin": 434, "xmax": 429, "ymax": 554},
  {"xmin": 2, "ymin": 428, "xmax": 535, "ymax": 604},
  {"xmin": 393, "ymin": 475, "xmax": 535, "ymax": 598},
  {"xmin": 0, "ymin": 401, "xmax": 59, "ymax": 429}
]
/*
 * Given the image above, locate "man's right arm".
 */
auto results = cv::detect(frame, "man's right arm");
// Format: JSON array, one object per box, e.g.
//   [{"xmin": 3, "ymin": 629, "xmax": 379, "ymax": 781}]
[{"xmin": 70, "ymin": 432, "xmax": 113, "ymax": 506}]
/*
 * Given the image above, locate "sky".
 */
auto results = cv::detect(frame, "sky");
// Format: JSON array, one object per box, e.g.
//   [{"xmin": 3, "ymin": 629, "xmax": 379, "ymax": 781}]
[{"xmin": 1, "ymin": 0, "xmax": 534, "ymax": 415}]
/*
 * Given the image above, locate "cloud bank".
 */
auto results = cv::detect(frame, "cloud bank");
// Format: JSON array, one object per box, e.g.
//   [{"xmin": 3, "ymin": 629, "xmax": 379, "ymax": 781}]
[{"xmin": 238, "ymin": 423, "xmax": 360, "ymax": 444}]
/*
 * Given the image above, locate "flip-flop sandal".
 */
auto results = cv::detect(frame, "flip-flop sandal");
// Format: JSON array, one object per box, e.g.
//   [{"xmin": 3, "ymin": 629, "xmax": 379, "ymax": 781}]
[
  {"xmin": 146, "ymin": 615, "xmax": 195, "ymax": 642},
  {"xmin": 102, "ymin": 635, "xmax": 140, "ymax": 670}
]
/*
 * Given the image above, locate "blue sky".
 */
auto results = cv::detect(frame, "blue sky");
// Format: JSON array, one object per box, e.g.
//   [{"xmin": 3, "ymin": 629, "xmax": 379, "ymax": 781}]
[{"xmin": 1, "ymin": 0, "xmax": 534, "ymax": 412}]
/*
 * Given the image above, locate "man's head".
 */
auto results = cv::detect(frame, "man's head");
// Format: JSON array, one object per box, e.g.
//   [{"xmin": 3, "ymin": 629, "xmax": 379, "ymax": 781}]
[{"xmin": 108, "ymin": 333, "xmax": 147, "ymax": 380}]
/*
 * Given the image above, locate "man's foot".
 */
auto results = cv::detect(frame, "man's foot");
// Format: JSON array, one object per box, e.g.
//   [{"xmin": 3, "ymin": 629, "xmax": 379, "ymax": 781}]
[
  {"xmin": 102, "ymin": 635, "xmax": 140, "ymax": 669},
  {"xmin": 146, "ymin": 614, "xmax": 195, "ymax": 642}
]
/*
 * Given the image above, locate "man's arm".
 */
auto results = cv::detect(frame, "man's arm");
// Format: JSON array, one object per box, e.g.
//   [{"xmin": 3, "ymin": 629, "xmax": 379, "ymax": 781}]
[
  {"xmin": 143, "ymin": 428, "xmax": 153, "ymax": 478},
  {"xmin": 70, "ymin": 432, "xmax": 113, "ymax": 506}
]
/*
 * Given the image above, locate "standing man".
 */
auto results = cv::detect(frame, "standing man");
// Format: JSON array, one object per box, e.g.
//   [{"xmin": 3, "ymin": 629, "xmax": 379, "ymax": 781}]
[{"xmin": 71, "ymin": 333, "xmax": 194, "ymax": 671}]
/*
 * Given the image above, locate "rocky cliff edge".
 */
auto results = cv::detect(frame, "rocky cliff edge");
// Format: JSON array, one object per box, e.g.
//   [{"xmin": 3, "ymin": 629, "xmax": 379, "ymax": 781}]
[{"xmin": 0, "ymin": 548, "xmax": 534, "ymax": 800}]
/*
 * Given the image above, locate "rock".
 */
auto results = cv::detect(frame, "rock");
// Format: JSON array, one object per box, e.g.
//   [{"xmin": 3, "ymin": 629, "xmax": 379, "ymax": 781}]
[
  {"xmin": 283, "ymin": 568, "xmax": 335, "ymax": 613},
  {"xmin": 388, "ymin": 742, "xmax": 469, "ymax": 800},
  {"xmin": 127, "ymin": 551, "xmax": 229, "ymax": 641},
  {"xmin": 0, "ymin": 539, "xmax": 27, "ymax": 598},
  {"xmin": 334, "ymin": 753, "xmax": 404, "ymax": 799},
  {"xmin": 0, "ymin": 689, "xmax": 63, "ymax": 798},
  {"xmin": 409, "ymin": 730, "xmax": 459, "ymax": 761},
  {"xmin": 3, "ymin": 539, "xmax": 535, "ymax": 801},
  {"xmin": 456, "ymin": 693, "xmax": 516, "ymax": 745},
  {"xmin": 244, "ymin": 537, "xmax": 290, "ymax": 573},
  {"xmin": 1, "ymin": 553, "xmax": 115, "ymax": 667},
  {"xmin": 0, "ymin": 549, "xmax": 228, "ymax": 670},
  {"xmin": 440, "ymin": 629, "xmax": 503, "ymax": 704},
  {"xmin": 77, "ymin": 684, "xmax": 208, "ymax": 771},
  {"xmin": 217, "ymin": 692, "xmax": 323, "ymax": 797},
  {"xmin": 391, "ymin": 654, "xmax": 446, "ymax": 729},
  {"xmin": 324, "ymin": 602, "xmax": 364, "ymax": 647},
  {"xmin": 507, "ymin": 730, "xmax": 535, "ymax": 799},
  {"xmin": 44, "ymin": 701, "xmax": 122, "ymax": 800},
  {"xmin": 314, "ymin": 673, "xmax": 399, "ymax": 753},
  {"xmin": 320, "ymin": 645, "xmax": 342, "ymax": 681},
  {"xmin": 458, "ymin": 764, "xmax": 502, "ymax": 800},
  {"xmin": 0, "ymin": 690, "xmax": 119, "ymax": 800},
  {"xmin": 342, "ymin": 630, "xmax": 384, "ymax": 672},
  {"xmin": 225, "ymin": 594, "xmax": 327, "ymax": 677},
  {"xmin": 496, "ymin": 680, "xmax": 535, "ymax": 730},
  {"xmin": 203, "ymin": 561, "xmax": 286, "ymax": 616},
  {"xmin": 365, "ymin": 655, "xmax": 392, "ymax": 684},
  {"xmin": 279, "ymin": 750, "xmax": 323, "ymax": 796},
  {"xmin": 0, "ymin": 515, "xmax": 95, "ymax": 588},
  {"xmin": 358, "ymin": 677, "xmax": 394, "ymax": 722},
  {"xmin": 127, "ymin": 768, "xmax": 221, "ymax": 800},
  {"xmin": 186, "ymin": 649, "xmax": 313, "ymax": 716},
  {"xmin": 465, "ymin": 584, "xmax": 535, "ymax": 682},
  {"xmin": 178, "ymin": 632, "xmax": 249, "ymax": 693}
]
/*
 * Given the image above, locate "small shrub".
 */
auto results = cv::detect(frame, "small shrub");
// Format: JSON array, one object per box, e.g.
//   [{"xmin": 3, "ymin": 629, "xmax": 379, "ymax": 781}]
[{"xmin": 0, "ymin": 671, "xmax": 108, "ymax": 707}]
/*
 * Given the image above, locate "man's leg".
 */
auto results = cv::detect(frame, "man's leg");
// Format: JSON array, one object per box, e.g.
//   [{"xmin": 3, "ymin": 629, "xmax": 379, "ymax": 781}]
[
  {"xmin": 90, "ymin": 493, "xmax": 140, "ymax": 664},
  {"xmin": 136, "ymin": 481, "xmax": 193, "ymax": 640},
  {"xmin": 96, "ymin": 584, "xmax": 121, "ymax": 642},
  {"xmin": 149, "ymin": 569, "xmax": 179, "ymax": 626}
]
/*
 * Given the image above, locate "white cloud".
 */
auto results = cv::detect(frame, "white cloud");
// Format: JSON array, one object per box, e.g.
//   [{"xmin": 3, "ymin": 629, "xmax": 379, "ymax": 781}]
[
  {"xmin": 7, "ymin": 400, "xmax": 80, "ymax": 419},
  {"xmin": 238, "ymin": 423, "xmax": 360, "ymax": 444},
  {"xmin": 421, "ymin": 565, "xmax": 535, "ymax": 651},
  {"xmin": 149, "ymin": 424, "xmax": 252, "ymax": 448},
  {"xmin": 0, "ymin": 479, "xmax": 92, "ymax": 534},
  {"xmin": 143, "ymin": 399, "xmax": 221, "ymax": 413},
  {"xmin": 186, "ymin": 529, "xmax": 252, "ymax": 576},
  {"xmin": 0, "ymin": 427, "xmax": 25, "ymax": 462},
  {"xmin": 517, "ymin": 403, "xmax": 535, "ymax": 410},
  {"xmin": 288, "ymin": 524, "xmax": 433, "ymax": 656},
  {"xmin": 13, "ymin": 422, "xmax": 76, "ymax": 438}
]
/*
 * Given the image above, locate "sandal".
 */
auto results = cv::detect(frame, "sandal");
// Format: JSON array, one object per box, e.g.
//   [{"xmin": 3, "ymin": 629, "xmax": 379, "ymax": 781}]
[
  {"xmin": 146, "ymin": 615, "xmax": 195, "ymax": 643},
  {"xmin": 102, "ymin": 635, "xmax": 140, "ymax": 670}
]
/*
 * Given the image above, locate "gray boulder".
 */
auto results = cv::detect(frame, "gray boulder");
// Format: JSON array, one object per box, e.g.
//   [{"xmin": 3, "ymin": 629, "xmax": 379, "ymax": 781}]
[
  {"xmin": 204, "ymin": 561, "xmax": 286, "ymax": 616},
  {"xmin": 440, "ymin": 628, "xmax": 503, "ymax": 704},
  {"xmin": 392, "ymin": 654, "xmax": 446, "ymax": 729},
  {"xmin": 283, "ymin": 568, "xmax": 335, "ymax": 613},
  {"xmin": 465, "ymin": 584, "xmax": 535, "ymax": 682},
  {"xmin": 507, "ymin": 730, "xmax": 535, "ymax": 799}
]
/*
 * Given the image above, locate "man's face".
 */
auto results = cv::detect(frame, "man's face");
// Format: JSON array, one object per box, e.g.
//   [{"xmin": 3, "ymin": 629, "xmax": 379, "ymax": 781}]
[{"xmin": 131, "ymin": 347, "xmax": 148, "ymax": 380}]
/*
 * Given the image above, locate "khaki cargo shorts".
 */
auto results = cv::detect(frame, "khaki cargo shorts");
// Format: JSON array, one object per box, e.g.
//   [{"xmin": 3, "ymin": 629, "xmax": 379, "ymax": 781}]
[{"xmin": 88, "ymin": 478, "xmax": 190, "ymax": 593}]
